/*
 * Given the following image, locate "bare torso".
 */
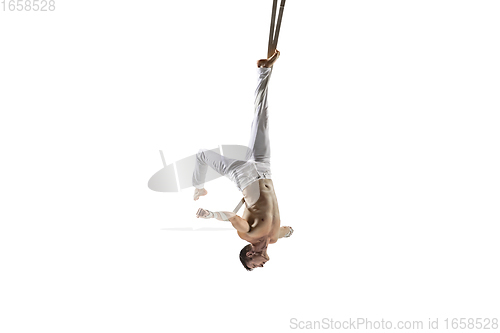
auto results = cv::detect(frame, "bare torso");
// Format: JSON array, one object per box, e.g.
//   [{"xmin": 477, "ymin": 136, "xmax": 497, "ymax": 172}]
[{"xmin": 237, "ymin": 179, "xmax": 281, "ymax": 243}]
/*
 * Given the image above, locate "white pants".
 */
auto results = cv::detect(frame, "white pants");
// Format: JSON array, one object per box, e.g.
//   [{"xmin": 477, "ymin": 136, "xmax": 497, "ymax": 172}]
[{"xmin": 192, "ymin": 67, "xmax": 273, "ymax": 192}]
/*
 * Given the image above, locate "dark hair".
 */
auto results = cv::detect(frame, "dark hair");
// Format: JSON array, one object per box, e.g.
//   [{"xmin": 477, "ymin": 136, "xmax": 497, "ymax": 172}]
[{"xmin": 239, "ymin": 244, "xmax": 253, "ymax": 271}]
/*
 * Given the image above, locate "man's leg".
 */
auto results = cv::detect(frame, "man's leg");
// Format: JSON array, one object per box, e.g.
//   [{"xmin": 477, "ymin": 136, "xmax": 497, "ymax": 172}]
[
  {"xmin": 246, "ymin": 51, "xmax": 279, "ymax": 174},
  {"xmin": 192, "ymin": 149, "xmax": 239, "ymax": 190},
  {"xmin": 193, "ymin": 50, "xmax": 280, "ymax": 198},
  {"xmin": 192, "ymin": 148, "xmax": 253, "ymax": 200}
]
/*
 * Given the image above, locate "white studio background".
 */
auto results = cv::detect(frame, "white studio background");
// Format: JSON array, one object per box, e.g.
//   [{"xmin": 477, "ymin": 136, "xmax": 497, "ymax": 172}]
[{"xmin": 1, "ymin": 0, "xmax": 499, "ymax": 332}]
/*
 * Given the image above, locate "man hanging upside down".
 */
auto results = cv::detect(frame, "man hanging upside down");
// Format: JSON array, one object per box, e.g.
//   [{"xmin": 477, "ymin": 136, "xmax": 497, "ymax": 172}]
[{"xmin": 192, "ymin": 49, "xmax": 293, "ymax": 271}]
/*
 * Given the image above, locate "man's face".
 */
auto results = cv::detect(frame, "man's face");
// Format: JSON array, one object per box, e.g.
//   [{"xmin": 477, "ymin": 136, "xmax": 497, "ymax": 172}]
[{"xmin": 247, "ymin": 252, "xmax": 269, "ymax": 269}]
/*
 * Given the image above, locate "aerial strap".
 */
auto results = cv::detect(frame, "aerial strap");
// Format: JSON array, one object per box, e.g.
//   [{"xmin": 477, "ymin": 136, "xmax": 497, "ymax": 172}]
[
  {"xmin": 267, "ymin": 0, "xmax": 287, "ymax": 58},
  {"xmin": 233, "ymin": 197, "xmax": 245, "ymax": 214}
]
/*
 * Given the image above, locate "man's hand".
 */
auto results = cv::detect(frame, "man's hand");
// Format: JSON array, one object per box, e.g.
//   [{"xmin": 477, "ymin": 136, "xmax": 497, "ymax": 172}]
[
  {"xmin": 278, "ymin": 226, "xmax": 294, "ymax": 238},
  {"xmin": 196, "ymin": 208, "xmax": 213, "ymax": 219}
]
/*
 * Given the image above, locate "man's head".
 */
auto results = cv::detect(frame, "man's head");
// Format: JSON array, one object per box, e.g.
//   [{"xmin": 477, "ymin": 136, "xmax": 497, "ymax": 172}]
[{"xmin": 239, "ymin": 244, "xmax": 269, "ymax": 271}]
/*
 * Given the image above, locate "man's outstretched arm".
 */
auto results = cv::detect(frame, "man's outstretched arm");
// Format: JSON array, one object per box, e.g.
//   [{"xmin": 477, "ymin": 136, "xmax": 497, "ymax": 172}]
[{"xmin": 196, "ymin": 208, "xmax": 250, "ymax": 233}]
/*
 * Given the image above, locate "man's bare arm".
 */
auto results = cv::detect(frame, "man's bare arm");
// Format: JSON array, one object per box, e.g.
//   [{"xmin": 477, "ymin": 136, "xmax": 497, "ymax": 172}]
[
  {"xmin": 227, "ymin": 214, "xmax": 250, "ymax": 233},
  {"xmin": 196, "ymin": 208, "xmax": 250, "ymax": 233}
]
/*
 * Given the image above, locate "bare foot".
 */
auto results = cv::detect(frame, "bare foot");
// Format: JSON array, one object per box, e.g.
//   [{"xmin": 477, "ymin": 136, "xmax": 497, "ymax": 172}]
[
  {"xmin": 193, "ymin": 188, "xmax": 208, "ymax": 201},
  {"xmin": 257, "ymin": 49, "xmax": 280, "ymax": 68}
]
